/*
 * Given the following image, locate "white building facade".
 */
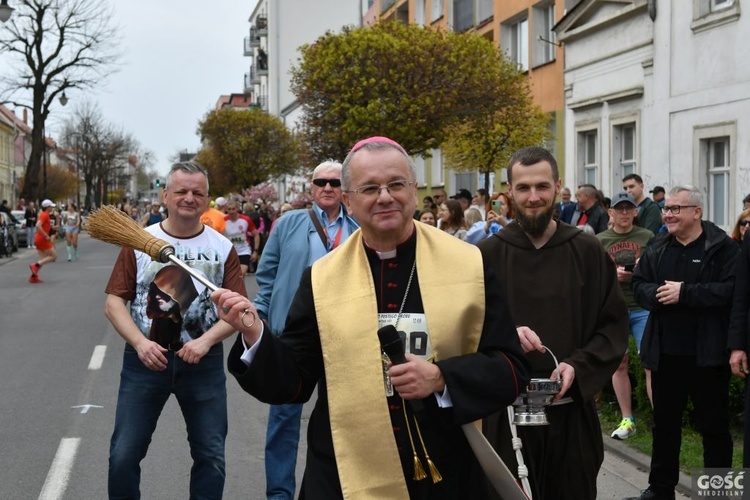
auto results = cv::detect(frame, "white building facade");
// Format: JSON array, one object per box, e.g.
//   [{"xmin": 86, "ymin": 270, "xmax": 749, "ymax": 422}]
[
  {"xmin": 556, "ymin": 0, "xmax": 749, "ymax": 229},
  {"xmin": 244, "ymin": 0, "xmax": 365, "ymax": 203}
]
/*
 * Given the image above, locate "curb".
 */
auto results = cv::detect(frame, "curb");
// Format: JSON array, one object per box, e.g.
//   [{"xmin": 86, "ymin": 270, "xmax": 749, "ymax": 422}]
[{"xmin": 602, "ymin": 432, "xmax": 693, "ymax": 497}]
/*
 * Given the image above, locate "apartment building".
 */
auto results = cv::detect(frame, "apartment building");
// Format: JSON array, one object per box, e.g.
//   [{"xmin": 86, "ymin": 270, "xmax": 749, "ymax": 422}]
[
  {"xmin": 376, "ymin": 0, "xmax": 574, "ymax": 196},
  {"xmin": 242, "ymin": 0, "xmax": 364, "ymax": 202},
  {"xmin": 556, "ymin": 0, "xmax": 749, "ymax": 228}
]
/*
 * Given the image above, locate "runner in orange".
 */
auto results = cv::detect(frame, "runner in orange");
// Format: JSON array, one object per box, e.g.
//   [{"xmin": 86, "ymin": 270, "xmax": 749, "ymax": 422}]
[{"xmin": 29, "ymin": 199, "xmax": 59, "ymax": 283}]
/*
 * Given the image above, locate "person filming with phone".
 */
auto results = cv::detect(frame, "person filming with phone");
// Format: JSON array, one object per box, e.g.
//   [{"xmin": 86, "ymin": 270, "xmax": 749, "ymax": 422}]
[{"xmin": 595, "ymin": 192, "xmax": 655, "ymax": 441}]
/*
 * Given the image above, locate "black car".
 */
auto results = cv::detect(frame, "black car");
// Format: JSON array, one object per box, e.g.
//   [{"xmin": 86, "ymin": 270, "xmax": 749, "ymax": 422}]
[{"xmin": 0, "ymin": 211, "xmax": 19, "ymax": 256}]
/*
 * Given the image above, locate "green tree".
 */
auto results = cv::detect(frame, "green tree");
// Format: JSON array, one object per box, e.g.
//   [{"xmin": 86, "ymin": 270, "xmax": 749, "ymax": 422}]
[
  {"xmin": 291, "ymin": 21, "xmax": 524, "ymax": 161},
  {"xmin": 441, "ymin": 75, "xmax": 551, "ymax": 193},
  {"xmin": 196, "ymin": 108, "xmax": 301, "ymax": 194}
]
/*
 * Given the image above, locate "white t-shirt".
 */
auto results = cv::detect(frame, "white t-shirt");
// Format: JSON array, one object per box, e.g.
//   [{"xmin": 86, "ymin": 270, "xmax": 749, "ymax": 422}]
[{"xmin": 223, "ymin": 217, "xmax": 251, "ymax": 256}]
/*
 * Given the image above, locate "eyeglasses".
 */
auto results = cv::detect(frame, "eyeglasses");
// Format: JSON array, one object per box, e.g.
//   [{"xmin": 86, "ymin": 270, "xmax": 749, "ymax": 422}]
[
  {"xmin": 661, "ymin": 205, "xmax": 698, "ymax": 215},
  {"xmin": 612, "ymin": 206, "xmax": 635, "ymax": 214},
  {"xmin": 740, "ymin": 220, "xmax": 750, "ymax": 227},
  {"xmin": 346, "ymin": 179, "xmax": 415, "ymax": 197},
  {"xmin": 312, "ymin": 178, "xmax": 342, "ymax": 188}
]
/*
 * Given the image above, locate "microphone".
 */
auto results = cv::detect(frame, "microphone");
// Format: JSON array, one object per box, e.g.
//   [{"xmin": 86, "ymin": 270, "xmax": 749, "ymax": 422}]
[{"xmin": 378, "ymin": 325, "xmax": 423, "ymax": 412}]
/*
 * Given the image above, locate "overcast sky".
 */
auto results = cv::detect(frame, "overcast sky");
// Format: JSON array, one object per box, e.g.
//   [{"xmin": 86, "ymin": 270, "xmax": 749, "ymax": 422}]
[{"xmin": 61, "ymin": 0, "xmax": 257, "ymax": 177}]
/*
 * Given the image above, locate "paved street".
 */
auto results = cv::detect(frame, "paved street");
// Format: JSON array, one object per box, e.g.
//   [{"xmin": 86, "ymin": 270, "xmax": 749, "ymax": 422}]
[{"xmin": 0, "ymin": 235, "xmax": 689, "ymax": 499}]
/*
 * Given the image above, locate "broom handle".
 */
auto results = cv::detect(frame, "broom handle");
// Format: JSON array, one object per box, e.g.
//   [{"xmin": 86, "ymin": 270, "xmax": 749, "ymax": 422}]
[{"xmin": 166, "ymin": 254, "xmax": 219, "ymax": 293}]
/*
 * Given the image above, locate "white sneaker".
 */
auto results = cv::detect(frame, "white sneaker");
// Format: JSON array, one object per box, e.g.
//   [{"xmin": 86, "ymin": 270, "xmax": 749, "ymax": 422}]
[{"xmin": 611, "ymin": 418, "xmax": 636, "ymax": 440}]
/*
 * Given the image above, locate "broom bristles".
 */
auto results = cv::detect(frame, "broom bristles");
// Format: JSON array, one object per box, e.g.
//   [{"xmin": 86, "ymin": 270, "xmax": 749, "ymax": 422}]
[{"xmin": 87, "ymin": 205, "xmax": 171, "ymax": 260}]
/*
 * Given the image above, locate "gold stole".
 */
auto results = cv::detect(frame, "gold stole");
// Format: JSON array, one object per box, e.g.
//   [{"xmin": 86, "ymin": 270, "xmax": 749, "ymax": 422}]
[{"xmin": 311, "ymin": 222, "xmax": 485, "ymax": 499}]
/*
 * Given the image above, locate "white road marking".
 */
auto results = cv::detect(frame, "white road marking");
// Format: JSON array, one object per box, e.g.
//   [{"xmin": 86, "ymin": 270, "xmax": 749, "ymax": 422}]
[
  {"xmin": 38, "ymin": 437, "xmax": 80, "ymax": 500},
  {"xmin": 71, "ymin": 404, "xmax": 103, "ymax": 414},
  {"xmin": 87, "ymin": 345, "xmax": 106, "ymax": 370}
]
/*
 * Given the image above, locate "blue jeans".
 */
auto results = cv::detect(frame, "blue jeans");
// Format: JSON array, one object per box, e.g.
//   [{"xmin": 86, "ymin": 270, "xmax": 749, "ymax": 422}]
[
  {"xmin": 629, "ymin": 308, "xmax": 649, "ymax": 352},
  {"xmin": 109, "ymin": 344, "xmax": 228, "ymax": 500},
  {"xmin": 265, "ymin": 403, "xmax": 303, "ymax": 499}
]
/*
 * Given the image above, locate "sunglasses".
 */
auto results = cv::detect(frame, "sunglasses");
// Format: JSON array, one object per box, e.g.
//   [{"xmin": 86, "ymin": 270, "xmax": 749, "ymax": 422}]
[
  {"xmin": 740, "ymin": 220, "xmax": 750, "ymax": 227},
  {"xmin": 312, "ymin": 178, "xmax": 341, "ymax": 188}
]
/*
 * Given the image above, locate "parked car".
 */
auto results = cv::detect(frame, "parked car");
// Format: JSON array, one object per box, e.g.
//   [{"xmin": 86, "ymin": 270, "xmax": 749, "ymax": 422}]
[
  {"xmin": 11, "ymin": 209, "xmax": 27, "ymax": 247},
  {"xmin": 0, "ymin": 212, "xmax": 19, "ymax": 256}
]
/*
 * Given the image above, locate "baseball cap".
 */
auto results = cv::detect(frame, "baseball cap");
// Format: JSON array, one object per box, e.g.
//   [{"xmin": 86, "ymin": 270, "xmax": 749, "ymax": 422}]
[
  {"xmin": 215, "ymin": 196, "xmax": 227, "ymax": 207},
  {"xmin": 451, "ymin": 189, "xmax": 472, "ymax": 202},
  {"xmin": 650, "ymin": 186, "xmax": 665, "ymax": 195},
  {"xmin": 41, "ymin": 199, "xmax": 54, "ymax": 208},
  {"xmin": 611, "ymin": 191, "xmax": 637, "ymax": 208}
]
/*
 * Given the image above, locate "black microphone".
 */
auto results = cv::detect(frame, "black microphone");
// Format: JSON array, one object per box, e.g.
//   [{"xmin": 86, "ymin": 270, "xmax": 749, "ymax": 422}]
[{"xmin": 378, "ymin": 325, "xmax": 423, "ymax": 412}]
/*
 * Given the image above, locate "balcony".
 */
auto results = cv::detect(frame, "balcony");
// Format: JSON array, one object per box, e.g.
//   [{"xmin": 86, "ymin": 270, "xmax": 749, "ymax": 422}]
[
  {"xmin": 250, "ymin": 95, "xmax": 268, "ymax": 112},
  {"xmin": 256, "ymin": 15, "xmax": 268, "ymax": 37},
  {"xmin": 244, "ymin": 28, "xmax": 260, "ymax": 56},
  {"xmin": 243, "ymin": 72, "xmax": 254, "ymax": 93}
]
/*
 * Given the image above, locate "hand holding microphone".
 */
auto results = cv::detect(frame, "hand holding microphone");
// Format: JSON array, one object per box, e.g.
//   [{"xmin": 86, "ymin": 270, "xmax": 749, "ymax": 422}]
[{"xmin": 378, "ymin": 325, "xmax": 445, "ymax": 410}]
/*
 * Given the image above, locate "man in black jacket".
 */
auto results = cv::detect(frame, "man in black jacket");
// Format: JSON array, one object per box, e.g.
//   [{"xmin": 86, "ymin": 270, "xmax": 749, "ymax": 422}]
[
  {"xmin": 728, "ymin": 234, "xmax": 750, "ymax": 467},
  {"xmin": 629, "ymin": 185, "xmax": 739, "ymax": 500}
]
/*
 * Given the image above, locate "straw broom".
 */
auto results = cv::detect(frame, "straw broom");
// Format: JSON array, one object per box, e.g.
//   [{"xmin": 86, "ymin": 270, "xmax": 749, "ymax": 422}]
[{"xmin": 87, "ymin": 205, "xmax": 218, "ymax": 292}]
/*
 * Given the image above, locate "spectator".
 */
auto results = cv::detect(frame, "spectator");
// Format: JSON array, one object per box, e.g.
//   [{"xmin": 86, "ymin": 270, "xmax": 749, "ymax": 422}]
[
  {"xmin": 200, "ymin": 198, "xmax": 227, "ymax": 233},
  {"xmin": 451, "ymin": 188, "xmax": 473, "ymax": 214},
  {"xmin": 212, "ymin": 136, "xmax": 529, "ymax": 498},
  {"xmin": 596, "ymin": 192, "xmax": 655, "ymax": 441},
  {"xmin": 104, "ymin": 161, "xmax": 246, "ymax": 499},
  {"xmin": 472, "ymin": 188, "xmax": 488, "ymax": 220},
  {"xmin": 479, "ymin": 147, "xmax": 629, "ymax": 500},
  {"xmin": 623, "ymin": 174, "xmax": 662, "ymax": 234},
  {"xmin": 569, "ymin": 184, "xmax": 609, "ymax": 234},
  {"xmin": 417, "ymin": 210, "xmax": 436, "ymax": 227},
  {"xmin": 557, "ymin": 187, "xmax": 574, "ymax": 215},
  {"xmin": 650, "ymin": 186, "xmax": 666, "ymax": 209},
  {"xmin": 24, "ymin": 201, "xmax": 37, "ymax": 248},
  {"xmin": 431, "ymin": 188, "xmax": 447, "ymax": 207},
  {"xmin": 438, "ymin": 200, "xmax": 467, "ymax": 240},
  {"xmin": 465, "ymin": 192, "xmax": 513, "ymax": 245},
  {"xmin": 743, "ymin": 193, "xmax": 750, "ymax": 211},
  {"xmin": 0, "ymin": 199, "xmax": 19, "ymax": 224},
  {"xmin": 731, "ymin": 209, "xmax": 750, "ymax": 245},
  {"xmin": 630, "ymin": 185, "xmax": 738, "ymax": 500}
]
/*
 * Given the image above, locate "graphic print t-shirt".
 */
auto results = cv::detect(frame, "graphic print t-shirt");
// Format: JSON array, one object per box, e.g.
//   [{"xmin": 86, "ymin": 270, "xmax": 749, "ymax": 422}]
[
  {"xmin": 596, "ymin": 226, "xmax": 654, "ymax": 309},
  {"xmin": 105, "ymin": 223, "xmax": 245, "ymax": 345}
]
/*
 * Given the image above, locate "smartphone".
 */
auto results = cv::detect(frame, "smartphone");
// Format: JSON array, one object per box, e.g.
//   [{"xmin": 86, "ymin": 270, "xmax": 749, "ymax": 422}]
[
  {"xmin": 491, "ymin": 200, "xmax": 500, "ymax": 211},
  {"xmin": 624, "ymin": 263, "xmax": 635, "ymax": 272}
]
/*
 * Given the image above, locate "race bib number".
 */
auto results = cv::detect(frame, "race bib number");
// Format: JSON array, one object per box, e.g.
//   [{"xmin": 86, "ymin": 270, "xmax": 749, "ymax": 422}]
[{"xmin": 379, "ymin": 313, "xmax": 431, "ymax": 397}]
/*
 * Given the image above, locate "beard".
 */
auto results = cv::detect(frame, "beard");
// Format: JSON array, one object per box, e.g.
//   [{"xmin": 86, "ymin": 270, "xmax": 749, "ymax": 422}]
[{"xmin": 513, "ymin": 200, "xmax": 555, "ymax": 239}]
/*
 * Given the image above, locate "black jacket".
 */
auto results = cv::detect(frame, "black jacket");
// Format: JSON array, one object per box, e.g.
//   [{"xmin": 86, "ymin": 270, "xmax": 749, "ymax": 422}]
[
  {"xmin": 632, "ymin": 220, "xmax": 739, "ymax": 370},
  {"xmin": 728, "ymin": 235, "xmax": 750, "ymax": 353}
]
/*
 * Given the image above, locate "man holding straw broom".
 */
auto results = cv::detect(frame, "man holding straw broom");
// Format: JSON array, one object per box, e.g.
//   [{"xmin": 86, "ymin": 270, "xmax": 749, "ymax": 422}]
[{"xmin": 103, "ymin": 160, "xmax": 246, "ymax": 499}]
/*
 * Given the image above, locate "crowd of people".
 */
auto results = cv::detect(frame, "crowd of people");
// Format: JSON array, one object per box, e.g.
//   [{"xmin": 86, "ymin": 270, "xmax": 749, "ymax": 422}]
[{"xmin": 89, "ymin": 138, "xmax": 750, "ymax": 500}]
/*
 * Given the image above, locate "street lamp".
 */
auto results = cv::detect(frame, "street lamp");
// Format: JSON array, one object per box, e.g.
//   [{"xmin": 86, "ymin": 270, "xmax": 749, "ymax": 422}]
[
  {"xmin": 59, "ymin": 91, "xmax": 68, "ymax": 106},
  {"xmin": 0, "ymin": 0, "xmax": 14, "ymax": 23},
  {"xmin": 42, "ymin": 90, "xmax": 68, "ymax": 199}
]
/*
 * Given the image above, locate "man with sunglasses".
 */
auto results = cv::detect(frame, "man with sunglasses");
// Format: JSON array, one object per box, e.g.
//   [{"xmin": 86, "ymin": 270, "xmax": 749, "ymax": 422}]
[
  {"xmin": 628, "ymin": 185, "xmax": 739, "ymax": 500},
  {"xmin": 252, "ymin": 160, "xmax": 358, "ymax": 500}
]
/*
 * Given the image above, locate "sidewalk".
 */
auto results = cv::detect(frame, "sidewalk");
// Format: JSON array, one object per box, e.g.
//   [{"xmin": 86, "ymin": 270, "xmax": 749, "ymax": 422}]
[{"xmin": 602, "ymin": 432, "xmax": 693, "ymax": 498}]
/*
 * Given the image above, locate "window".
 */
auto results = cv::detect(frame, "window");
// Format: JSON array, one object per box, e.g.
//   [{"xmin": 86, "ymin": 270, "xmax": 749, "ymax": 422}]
[
  {"xmin": 692, "ymin": 0, "xmax": 739, "ymax": 32},
  {"xmin": 711, "ymin": 0, "xmax": 733, "ymax": 11},
  {"xmin": 694, "ymin": 122, "xmax": 736, "ymax": 228},
  {"xmin": 578, "ymin": 130, "xmax": 598, "ymax": 186},
  {"xmin": 454, "ymin": 0, "xmax": 474, "ymax": 32},
  {"xmin": 415, "ymin": 0, "xmax": 426, "ymax": 25},
  {"xmin": 613, "ymin": 122, "xmax": 636, "ymax": 180},
  {"xmin": 707, "ymin": 138, "xmax": 730, "ymax": 226},
  {"xmin": 430, "ymin": 149, "xmax": 444, "ymax": 187},
  {"xmin": 532, "ymin": 2, "xmax": 556, "ymax": 67},
  {"xmin": 414, "ymin": 156, "xmax": 426, "ymax": 187},
  {"xmin": 432, "ymin": 0, "xmax": 444, "ymax": 21},
  {"xmin": 502, "ymin": 17, "xmax": 528, "ymax": 71}
]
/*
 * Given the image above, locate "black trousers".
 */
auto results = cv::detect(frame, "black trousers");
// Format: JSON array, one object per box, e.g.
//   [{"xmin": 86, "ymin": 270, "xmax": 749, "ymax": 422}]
[
  {"xmin": 744, "ymin": 379, "xmax": 750, "ymax": 468},
  {"xmin": 649, "ymin": 354, "xmax": 732, "ymax": 493}
]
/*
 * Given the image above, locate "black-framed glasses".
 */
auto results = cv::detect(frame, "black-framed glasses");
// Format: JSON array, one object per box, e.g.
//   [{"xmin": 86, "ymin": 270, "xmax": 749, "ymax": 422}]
[
  {"xmin": 740, "ymin": 220, "xmax": 750, "ymax": 227},
  {"xmin": 346, "ymin": 179, "xmax": 415, "ymax": 197},
  {"xmin": 312, "ymin": 178, "xmax": 342, "ymax": 188},
  {"xmin": 661, "ymin": 205, "xmax": 698, "ymax": 215}
]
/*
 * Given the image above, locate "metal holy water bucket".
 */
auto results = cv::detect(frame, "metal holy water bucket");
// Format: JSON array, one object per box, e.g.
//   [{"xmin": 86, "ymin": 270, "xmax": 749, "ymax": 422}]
[{"xmin": 512, "ymin": 346, "xmax": 561, "ymax": 426}]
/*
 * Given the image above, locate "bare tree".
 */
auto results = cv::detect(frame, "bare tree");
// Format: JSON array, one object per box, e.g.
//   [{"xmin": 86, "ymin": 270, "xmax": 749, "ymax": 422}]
[{"xmin": 0, "ymin": 0, "xmax": 121, "ymax": 201}]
